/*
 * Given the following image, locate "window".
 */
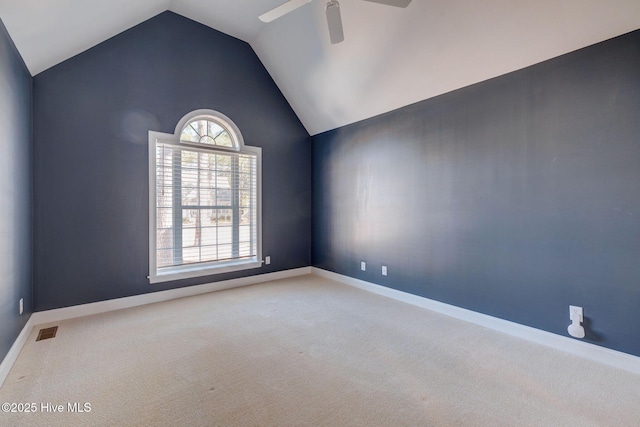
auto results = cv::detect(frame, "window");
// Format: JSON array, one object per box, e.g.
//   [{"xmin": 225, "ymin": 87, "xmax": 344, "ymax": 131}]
[{"xmin": 148, "ymin": 110, "xmax": 262, "ymax": 283}]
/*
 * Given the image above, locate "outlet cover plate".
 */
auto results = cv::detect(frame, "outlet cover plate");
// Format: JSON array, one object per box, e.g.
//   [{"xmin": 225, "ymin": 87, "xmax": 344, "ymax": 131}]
[{"xmin": 569, "ymin": 305, "xmax": 583, "ymax": 321}]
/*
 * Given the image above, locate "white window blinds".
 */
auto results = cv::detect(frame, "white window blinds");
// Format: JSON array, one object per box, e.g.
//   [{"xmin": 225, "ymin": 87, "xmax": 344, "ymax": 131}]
[{"xmin": 149, "ymin": 110, "xmax": 262, "ymax": 283}]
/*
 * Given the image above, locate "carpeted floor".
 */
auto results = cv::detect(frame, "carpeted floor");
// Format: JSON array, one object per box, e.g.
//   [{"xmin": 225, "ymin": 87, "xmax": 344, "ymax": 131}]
[{"xmin": 1, "ymin": 274, "xmax": 639, "ymax": 426}]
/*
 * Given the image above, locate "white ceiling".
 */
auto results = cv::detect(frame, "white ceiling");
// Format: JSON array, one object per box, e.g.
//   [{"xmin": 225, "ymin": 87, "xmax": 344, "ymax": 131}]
[{"xmin": 0, "ymin": 0, "xmax": 639, "ymax": 135}]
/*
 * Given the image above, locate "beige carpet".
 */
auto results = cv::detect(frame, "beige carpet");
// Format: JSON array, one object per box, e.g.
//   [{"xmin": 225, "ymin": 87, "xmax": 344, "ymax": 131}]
[{"xmin": 1, "ymin": 274, "xmax": 639, "ymax": 426}]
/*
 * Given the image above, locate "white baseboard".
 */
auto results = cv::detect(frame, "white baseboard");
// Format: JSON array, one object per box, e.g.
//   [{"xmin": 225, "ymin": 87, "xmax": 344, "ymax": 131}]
[
  {"xmin": 32, "ymin": 267, "xmax": 311, "ymax": 325},
  {"xmin": 0, "ymin": 316, "xmax": 36, "ymax": 388},
  {"xmin": 0, "ymin": 267, "xmax": 311, "ymax": 388},
  {"xmin": 312, "ymin": 267, "xmax": 640, "ymax": 376},
  {"xmin": 5, "ymin": 266, "xmax": 637, "ymax": 388}
]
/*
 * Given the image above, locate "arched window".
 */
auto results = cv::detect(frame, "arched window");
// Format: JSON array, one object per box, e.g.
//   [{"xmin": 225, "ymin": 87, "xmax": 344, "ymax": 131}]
[
  {"xmin": 148, "ymin": 110, "xmax": 262, "ymax": 283},
  {"xmin": 179, "ymin": 115, "xmax": 236, "ymax": 148}
]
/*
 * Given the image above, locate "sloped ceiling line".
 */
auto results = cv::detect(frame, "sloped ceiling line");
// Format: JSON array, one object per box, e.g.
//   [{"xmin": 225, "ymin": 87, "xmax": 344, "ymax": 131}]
[{"xmin": 1, "ymin": 0, "xmax": 638, "ymax": 135}]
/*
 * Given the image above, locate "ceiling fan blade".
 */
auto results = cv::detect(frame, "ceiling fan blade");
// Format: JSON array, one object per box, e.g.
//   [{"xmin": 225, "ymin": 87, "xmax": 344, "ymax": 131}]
[
  {"xmin": 259, "ymin": 0, "xmax": 313, "ymax": 23},
  {"xmin": 362, "ymin": 0, "xmax": 412, "ymax": 7},
  {"xmin": 326, "ymin": 1, "xmax": 345, "ymax": 44}
]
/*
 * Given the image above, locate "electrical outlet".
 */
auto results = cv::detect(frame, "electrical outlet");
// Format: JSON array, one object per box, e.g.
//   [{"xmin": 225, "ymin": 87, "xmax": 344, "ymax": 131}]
[
  {"xmin": 568, "ymin": 305, "xmax": 585, "ymax": 339},
  {"xmin": 19, "ymin": 298, "xmax": 23, "ymax": 315},
  {"xmin": 382, "ymin": 265, "xmax": 387, "ymax": 276},
  {"xmin": 265, "ymin": 256, "xmax": 271, "ymax": 265},
  {"xmin": 569, "ymin": 305, "xmax": 583, "ymax": 321},
  {"xmin": 361, "ymin": 261, "xmax": 366, "ymax": 271}
]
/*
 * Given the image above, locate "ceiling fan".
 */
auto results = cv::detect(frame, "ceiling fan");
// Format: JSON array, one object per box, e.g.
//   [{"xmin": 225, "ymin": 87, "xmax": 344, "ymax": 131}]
[{"xmin": 259, "ymin": 0, "xmax": 412, "ymax": 44}]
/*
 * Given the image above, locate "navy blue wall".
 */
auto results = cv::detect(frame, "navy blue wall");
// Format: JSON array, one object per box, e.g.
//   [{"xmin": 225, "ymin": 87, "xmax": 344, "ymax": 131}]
[
  {"xmin": 34, "ymin": 12, "xmax": 311, "ymax": 311},
  {"xmin": 0, "ymin": 18, "xmax": 33, "ymax": 362},
  {"xmin": 312, "ymin": 30, "xmax": 640, "ymax": 356}
]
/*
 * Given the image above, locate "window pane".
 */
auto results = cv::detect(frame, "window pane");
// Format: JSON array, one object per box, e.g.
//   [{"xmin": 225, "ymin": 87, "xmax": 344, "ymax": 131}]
[
  {"xmin": 201, "ymin": 226, "xmax": 217, "ymax": 247},
  {"xmin": 239, "ymin": 242, "xmax": 252, "ymax": 257},
  {"xmin": 182, "ymin": 226, "xmax": 196, "ymax": 248},
  {"xmin": 216, "ymin": 154, "xmax": 231, "ymax": 173},
  {"xmin": 217, "ymin": 209, "xmax": 232, "ymax": 225},
  {"xmin": 238, "ymin": 156, "xmax": 251, "ymax": 173},
  {"xmin": 208, "ymin": 121, "xmax": 225, "ymax": 138},
  {"xmin": 157, "ymin": 186, "xmax": 173, "ymax": 207},
  {"xmin": 157, "ymin": 228, "xmax": 174, "ymax": 250},
  {"xmin": 218, "ymin": 225, "xmax": 232, "ymax": 245},
  {"xmin": 157, "ymin": 249, "xmax": 174, "ymax": 267},
  {"xmin": 239, "ymin": 190, "xmax": 250, "ymax": 208},
  {"xmin": 237, "ymin": 173, "xmax": 250, "ymax": 191},
  {"xmin": 200, "ymin": 209, "xmax": 216, "ymax": 241},
  {"xmin": 193, "ymin": 120, "xmax": 207, "ymax": 138},
  {"xmin": 180, "ymin": 125, "xmax": 200, "ymax": 142},
  {"xmin": 180, "ymin": 208, "xmax": 193, "ymax": 226},
  {"xmin": 200, "ymin": 245, "xmax": 217, "ymax": 261},
  {"xmin": 181, "ymin": 169, "xmax": 198, "ymax": 205},
  {"xmin": 156, "ymin": 161, "xmax": 173, "ymax": 178},
  {"xmin": 199, "ymin": 187, "xmax": 215, "ymax": 206},
  {"xmin": 239, "ymin": 225, "xmax": 251, "ymax": 243},
  {"xmin": 214, "ymin": 131, "xmax": 233, "ymax": 147},
  {"xmin": 216, "ymin": 188, "xmax": 231, "ymax": 206},
  {"xmin": 217, "ymin": 244, "xmax": 233, "ymax": 260},
  {"xmin": 153, "ymin": 127, "xmax": 259, "ymax": 274},
  {"xmin": 240, "ymin": 208, "xmax": 251, "ymax": 225},
  {"xmin": 182, "ymin": 246, "xmax": 200, "ymax": 264},
  {"xmin": 157, "ymin": 207, "xmax": 173, "ymax": 229}
]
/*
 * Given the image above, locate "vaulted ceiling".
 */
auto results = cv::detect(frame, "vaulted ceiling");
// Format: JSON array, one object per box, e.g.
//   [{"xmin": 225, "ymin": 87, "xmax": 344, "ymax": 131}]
[{"xmin": 1, "ymin": 0, "xmax": 639, "ymax": 135}]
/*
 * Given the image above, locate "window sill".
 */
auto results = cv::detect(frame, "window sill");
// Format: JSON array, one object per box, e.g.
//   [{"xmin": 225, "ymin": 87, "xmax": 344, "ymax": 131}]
[{"xmin": 149, "ymin": 258, "xmax": 263, "ymax": 284}]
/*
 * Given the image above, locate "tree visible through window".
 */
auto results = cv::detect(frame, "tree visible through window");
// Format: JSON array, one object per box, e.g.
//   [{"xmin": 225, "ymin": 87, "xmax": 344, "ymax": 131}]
[
  {"xmin": 179, "ymin": 118, "xmax": 233, "ymax": 147},
  {"xmin": 149, "ymin": 110, "xmax": 262, "ymax": 283}
]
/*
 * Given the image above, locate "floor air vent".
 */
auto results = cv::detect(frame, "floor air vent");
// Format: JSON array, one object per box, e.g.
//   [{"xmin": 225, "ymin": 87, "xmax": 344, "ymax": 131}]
[{"xmin": 36, "ymin": 326, "xmax": 58, "ymax": 341}]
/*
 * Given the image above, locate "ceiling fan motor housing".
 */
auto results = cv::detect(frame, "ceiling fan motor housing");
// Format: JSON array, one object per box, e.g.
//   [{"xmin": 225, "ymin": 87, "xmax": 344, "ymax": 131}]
[
  {"xmin": 259, "ymin": 0, "xmax": 412, "ymax": 44},
  {"xmin": 326, "ymin": 1, "xmax": 345, "ymax": 44}
]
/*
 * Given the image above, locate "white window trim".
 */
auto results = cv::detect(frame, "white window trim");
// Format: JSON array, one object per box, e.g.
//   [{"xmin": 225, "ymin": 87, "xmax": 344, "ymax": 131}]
[{"xmin": 148, "ymin": 110, "xmax": 262, "ymax": 284}]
